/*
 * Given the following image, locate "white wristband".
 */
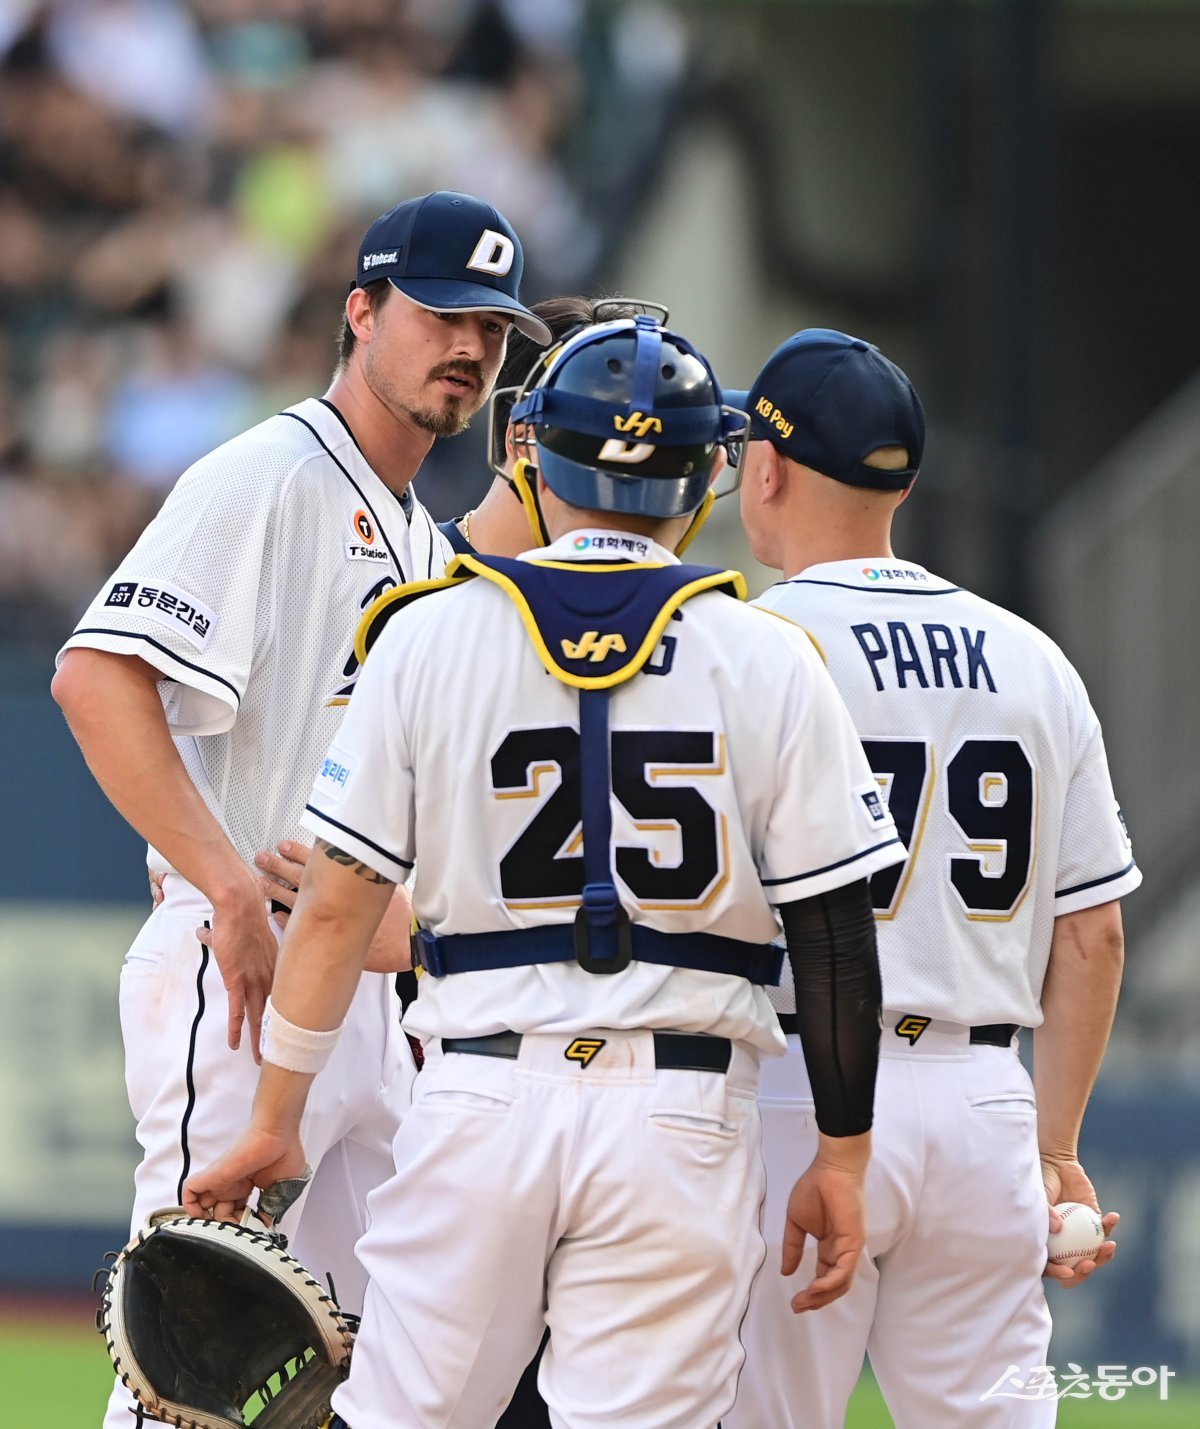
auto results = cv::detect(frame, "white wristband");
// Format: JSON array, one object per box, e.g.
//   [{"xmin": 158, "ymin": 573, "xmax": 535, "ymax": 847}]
[{"xmin": 260, "ymin": 997, "xmax": 343, "ymax": 1074}]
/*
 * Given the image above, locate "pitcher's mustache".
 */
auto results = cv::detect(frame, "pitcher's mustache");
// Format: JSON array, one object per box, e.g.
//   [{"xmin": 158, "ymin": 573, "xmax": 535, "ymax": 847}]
[{"xmin": 428, "ymin": 360, "xmax": 484, "ymax": 386}]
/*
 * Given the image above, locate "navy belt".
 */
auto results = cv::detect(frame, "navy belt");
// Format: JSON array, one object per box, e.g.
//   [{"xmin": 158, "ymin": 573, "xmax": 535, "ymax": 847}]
[
  {"xmin": 775, "ymin": 1013, "xmax": 1016, "ymax": 1046},
  {"xmin": 414, "ymin": 923, "xmax": 783, "ymax": 985},
  {"xmin": 969, "ymin": 1023, "xmax": 1018, "ymax": 1047},
  {"xmin": 442, "ymin": 1030, "xmax": 733, "ymax": 1073}
]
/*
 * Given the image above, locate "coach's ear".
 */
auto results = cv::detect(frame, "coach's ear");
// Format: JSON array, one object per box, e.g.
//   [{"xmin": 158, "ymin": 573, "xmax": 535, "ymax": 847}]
[{"xmin": 759, "ymin": 443, "xmax": 789, "ymax": 504}]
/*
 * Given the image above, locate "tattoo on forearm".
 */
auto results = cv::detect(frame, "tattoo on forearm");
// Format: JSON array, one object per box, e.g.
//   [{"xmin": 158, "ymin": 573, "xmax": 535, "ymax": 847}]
[{"xmin": 316, "ymin": 838, "xmax": 395, "ymax": 885}]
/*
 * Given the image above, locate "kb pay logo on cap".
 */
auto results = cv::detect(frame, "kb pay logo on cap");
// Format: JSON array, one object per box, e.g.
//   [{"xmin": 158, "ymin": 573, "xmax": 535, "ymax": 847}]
[{"xmin": 754, "ymin": 394, "xmax": 794, "ymax": 439}]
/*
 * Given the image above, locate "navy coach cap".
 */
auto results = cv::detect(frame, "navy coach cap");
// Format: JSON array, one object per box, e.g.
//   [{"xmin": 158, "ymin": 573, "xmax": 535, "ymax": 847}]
[
  {"xmin": 354, "ymin": 191, "xmax": 552, "ymax": 345},
  {"xmin": 725, "ymin": 329, "xmax": 925, "ymax": 491}
]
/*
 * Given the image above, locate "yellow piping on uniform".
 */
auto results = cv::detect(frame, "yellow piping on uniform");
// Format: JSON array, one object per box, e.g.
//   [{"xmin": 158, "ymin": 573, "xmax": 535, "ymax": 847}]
[
  {"xmin": 526, "ymin": 560, "xmax": 667, "ymax": 574},
  {"xmin": 752, "ymin": 603, "xmax": 827, "ymax": 663}
]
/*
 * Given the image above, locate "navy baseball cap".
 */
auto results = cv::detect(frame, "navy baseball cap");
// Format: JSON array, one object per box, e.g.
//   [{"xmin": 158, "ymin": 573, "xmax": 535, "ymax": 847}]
[
  {"xmin": 725, "ymin": 329, "xmax": 925, "ymax": 491},
  {"xmin": 354, "ymin": 191, "xmax": 552, "ymax": 345}
]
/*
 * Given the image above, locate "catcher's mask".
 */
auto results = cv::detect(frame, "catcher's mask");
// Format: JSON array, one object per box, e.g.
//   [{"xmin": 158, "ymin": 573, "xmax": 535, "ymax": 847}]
[{"xmin": 486, "ymin": 312, "xmax": 748, "ymax": 550}]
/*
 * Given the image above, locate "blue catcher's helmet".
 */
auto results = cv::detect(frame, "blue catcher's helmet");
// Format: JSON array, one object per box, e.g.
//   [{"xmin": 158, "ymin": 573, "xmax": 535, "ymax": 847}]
[{"xmin": 509, "ymin": 315, "xmax": 747, "ymax": 520}]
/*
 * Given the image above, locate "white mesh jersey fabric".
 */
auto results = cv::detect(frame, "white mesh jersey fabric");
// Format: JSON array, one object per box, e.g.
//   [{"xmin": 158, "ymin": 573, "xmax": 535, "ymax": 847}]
[
  {"xmin": 756, "ymin": 559, "xmax": 1141, "ymax": 1026},
  {"xmin": 58, "ymin": 398, "xmax": 453, "ymax": 868},
  {"xmin": 303, "ymin": 529, "xmax": 904, "ymax": 1057}
]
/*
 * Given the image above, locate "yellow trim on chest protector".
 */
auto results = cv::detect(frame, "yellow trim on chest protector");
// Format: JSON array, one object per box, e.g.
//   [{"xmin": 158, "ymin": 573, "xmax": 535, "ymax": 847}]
[
  {"xmin": 455, "ymin": 553, "xmax": 747, "ymax": 690},
  {"xmin": 511, "ymin": 456, "xmax": 550, "ymax": 548},
  {"xmin": 353, "ymin": 568, "xmax": 472, "ymax": 665}
]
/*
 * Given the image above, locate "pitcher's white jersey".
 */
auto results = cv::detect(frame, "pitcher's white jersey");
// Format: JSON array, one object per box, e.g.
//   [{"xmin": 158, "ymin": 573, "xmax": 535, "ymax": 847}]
[
  {"xmin": 304, "ymin": 530, "xmax": 904, "ymax": 1056},
  {"xmin": 755, "ymin": 558, "xmax": 1140, "ymax": 1027},
  {"xmin": 57, "ymin": 398, "xmax": 452, "ymax": 866}
]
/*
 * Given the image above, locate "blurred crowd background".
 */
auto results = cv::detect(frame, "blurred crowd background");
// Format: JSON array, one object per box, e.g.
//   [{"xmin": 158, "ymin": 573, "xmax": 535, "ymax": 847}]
[
  {"xmin": 3, "ymin": 0, "xmax": 1200, "ymax": 1401},
  {"xmin": 0, "ymin": 0, "xmax": 681, "ymax": 648}
]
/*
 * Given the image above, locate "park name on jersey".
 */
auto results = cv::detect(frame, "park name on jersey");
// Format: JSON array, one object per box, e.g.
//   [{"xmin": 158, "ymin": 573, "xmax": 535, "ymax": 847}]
[{"xmin": 852, "ymin": 620, "xmax": 996, "ymax": 693}]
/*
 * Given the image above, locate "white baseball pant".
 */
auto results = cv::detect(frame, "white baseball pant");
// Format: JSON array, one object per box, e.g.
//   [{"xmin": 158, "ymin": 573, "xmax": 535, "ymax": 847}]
[
  {"xmin": 726, "ymin": 1019, "xmax": 1054, "ymax": 1429},
  {"xmin": 102, "ymin": 875, "xmax": 414, "ymax": 1429},
  {"xmin": 330, "ymin": 1030, "xmax": 766, "ymax": 1429}
]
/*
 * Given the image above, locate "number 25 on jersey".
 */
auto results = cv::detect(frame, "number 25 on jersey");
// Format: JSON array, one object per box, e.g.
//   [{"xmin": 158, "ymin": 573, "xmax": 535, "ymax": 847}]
[{"xmin": 491, "ymin": 726, "xmax": 727, "ymax": 910}]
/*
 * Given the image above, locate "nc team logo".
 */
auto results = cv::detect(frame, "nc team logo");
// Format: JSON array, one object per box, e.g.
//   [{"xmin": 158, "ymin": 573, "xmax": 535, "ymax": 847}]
[
  {"xmin": 564, "ymin": 1038, "xmax": 606, "ymax": 1068},
  {"xmin": 561, "ymin": 631, "xmax": 627, "ymax": 663},
  {"xmin": 894, "ymin": 1014, "xmax": 932, "ymax": 1044}
]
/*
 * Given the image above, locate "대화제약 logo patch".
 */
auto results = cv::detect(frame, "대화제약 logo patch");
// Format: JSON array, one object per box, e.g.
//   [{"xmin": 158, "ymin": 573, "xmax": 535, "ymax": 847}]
[
  {"xmin": 569, "ymin": 534, "xmax": 650, "ymax": 558},
  {"xmin": 861, "ymin": 566, "xmax": 929, "ymax": 583}
]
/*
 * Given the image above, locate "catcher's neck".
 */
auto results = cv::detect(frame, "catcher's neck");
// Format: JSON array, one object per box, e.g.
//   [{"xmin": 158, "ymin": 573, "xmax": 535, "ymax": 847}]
[{"xmin": 465, "ymin": 478, "xmax": 538, "ymax": 558}]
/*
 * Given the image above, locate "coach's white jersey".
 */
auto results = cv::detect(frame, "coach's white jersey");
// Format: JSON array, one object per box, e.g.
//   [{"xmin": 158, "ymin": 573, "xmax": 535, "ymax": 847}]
[
  {"xmin": 755, "ymin": 559, "xmax": 1140, "ymax": 1028},
  {"xmin": 304, "ymin": 530, "xmax": 904, "ymax": 1055},
  {"xmin": 58, "ymin": 398, "xmax": 452, "ymax": 868}
]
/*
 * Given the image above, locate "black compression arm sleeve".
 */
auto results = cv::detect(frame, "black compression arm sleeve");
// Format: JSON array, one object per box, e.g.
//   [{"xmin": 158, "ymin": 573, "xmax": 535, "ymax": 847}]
[{"xmin": 779, "ymin": 878, "xmax": 882, "ymax": 1138}]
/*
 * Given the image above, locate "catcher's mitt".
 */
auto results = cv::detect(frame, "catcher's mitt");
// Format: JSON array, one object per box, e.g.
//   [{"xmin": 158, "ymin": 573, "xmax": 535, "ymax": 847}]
[{"xmin": 96, "ymin": 1208, "xmax": 354, "ymax": 1429}]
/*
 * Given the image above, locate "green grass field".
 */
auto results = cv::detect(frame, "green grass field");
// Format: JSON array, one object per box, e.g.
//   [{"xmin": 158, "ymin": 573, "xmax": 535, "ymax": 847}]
[{"xmin": 5, "ymin": 1322, "xmax": 1194, "ymax": 1427}]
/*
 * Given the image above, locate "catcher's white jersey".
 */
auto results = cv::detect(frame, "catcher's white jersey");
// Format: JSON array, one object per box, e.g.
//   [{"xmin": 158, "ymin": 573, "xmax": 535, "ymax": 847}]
[
  {"xmin": 58, "ymin": 397, "xmax": 452, "ymax": 867},
  {"xmin": 755, "ymin": 558, "xmax": 1141, "ymax": 1027},
  {"xmin": 304, "ymin": 529, "xmax": 904, "ymax": 1056}
]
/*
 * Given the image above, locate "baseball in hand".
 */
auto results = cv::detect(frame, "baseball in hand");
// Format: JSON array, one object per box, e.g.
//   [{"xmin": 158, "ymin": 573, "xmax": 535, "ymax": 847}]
[{"xmin": 1047, "ymin": 1202, "xmax": 1106, "ymax": 1266}]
